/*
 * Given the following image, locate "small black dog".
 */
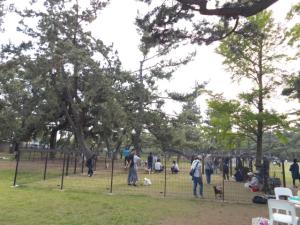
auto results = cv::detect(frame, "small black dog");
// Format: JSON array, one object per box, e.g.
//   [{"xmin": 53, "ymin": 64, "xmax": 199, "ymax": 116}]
[{"xmin": 213, "ymin": 185, "xmax": 223, "ymax": 199}]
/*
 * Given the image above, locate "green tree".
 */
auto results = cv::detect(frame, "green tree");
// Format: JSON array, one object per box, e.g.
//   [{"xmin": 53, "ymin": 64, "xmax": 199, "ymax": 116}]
[
  {"xmin": 206, "ymin": 98, "xmax": 241, "ymax": 151},
  {"xmin": 137, "ymin": 0, "xmax": 278, "ymax": 48},
  {"xmin": 0, "ymin": 0, "xmax": 124, "ymax": 160},
  {"xmin": 282, "ymin": 3, "xmax": 300, "ymax": 103},
  {"xmin": 0, "ymin": 0, "xmax": 6, "ymax": 30},
  {"xmin": 170, "ymin": 85, "xmax": 204, "ymax": 151},
  {"xmin": 286, "ymin": 2, "xmax": 300, "ymax": 50},
  {"xmin": 216, "ymin": 11, "xmax": 287, "ymax": 169},
  {"xmin": 128, "ymin": 28, "xmax": 194, "ymax": 153}
]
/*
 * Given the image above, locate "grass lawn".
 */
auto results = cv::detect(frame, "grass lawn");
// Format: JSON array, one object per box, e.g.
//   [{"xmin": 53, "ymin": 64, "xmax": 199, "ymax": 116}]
[{"xmin": 0, "ymin": 161, "xmax": 268, "ymax": 225}]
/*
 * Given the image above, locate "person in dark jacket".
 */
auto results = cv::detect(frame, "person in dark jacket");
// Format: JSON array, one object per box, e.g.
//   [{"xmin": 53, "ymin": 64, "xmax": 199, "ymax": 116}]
[
  {"xmin": 290, "ymin": 159, "xmax": 299, "ymax": 188},
  {"xmin": 86, "ymin": 155, "xmax": 95, "ymax": 177},
  {"xmin": 147, "ymin": 152, "xmax": 153, "ymax": 172},
  {"xmin": 223, "ymin": 157, "xmax": 230, "ymax": 181}
]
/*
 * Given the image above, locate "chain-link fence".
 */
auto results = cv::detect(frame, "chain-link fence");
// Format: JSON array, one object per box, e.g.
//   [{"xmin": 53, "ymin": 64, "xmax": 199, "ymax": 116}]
[{"xmin": 12, "ymin": 148, "xmax": 295, "ymax": 203}]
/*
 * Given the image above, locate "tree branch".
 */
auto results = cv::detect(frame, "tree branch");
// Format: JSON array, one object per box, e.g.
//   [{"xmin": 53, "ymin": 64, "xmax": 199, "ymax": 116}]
[{"xmin": 178, "ymin": 0, "xmax": 278, "ymax": 18}]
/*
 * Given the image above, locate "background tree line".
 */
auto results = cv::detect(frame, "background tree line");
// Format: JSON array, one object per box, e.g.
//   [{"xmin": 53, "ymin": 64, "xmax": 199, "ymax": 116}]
[{"xmin": 0, "ymin": 0, "xmax": 299, "ymax": 170}]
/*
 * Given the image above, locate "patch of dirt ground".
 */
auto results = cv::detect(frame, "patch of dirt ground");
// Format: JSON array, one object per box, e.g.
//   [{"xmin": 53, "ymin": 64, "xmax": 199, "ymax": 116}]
[
  {"xmin": 156, "ymin": 202, "xmax": 267, "ymax": 225},
  {"xmin": 0, "ymin": 161, "xmax": 15, "ymax": 169}
]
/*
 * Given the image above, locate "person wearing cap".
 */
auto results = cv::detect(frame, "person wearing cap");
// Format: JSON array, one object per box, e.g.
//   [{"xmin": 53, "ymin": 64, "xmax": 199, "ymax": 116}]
[
  {"xmin": 191, "ymin": 155, "xmax": 203, "ymax": 198},
  {"xmin": 245, "ymin": 172, "xmax": 259, "ymax": 191}
]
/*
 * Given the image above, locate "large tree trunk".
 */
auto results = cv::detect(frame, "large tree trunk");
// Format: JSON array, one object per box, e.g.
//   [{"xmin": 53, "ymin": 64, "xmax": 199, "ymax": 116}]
[
  {"xmin": 132, "ymin": 59, "xmax": 146, "ymax": 154},
  {"xmin": 132, "ymin": 128, "xmax": 142, "ymax": 154},
  {"xmin": 256, "ymin": 120, "xmax": 263, "ymax": 169},
  {"xmin": 49, "ymin": 129, "xmax": 57, "ymax": 159},
  {"xmin": 50, "ymin": 129, "xmax": 57, "ymax": 149},
  {"xmin": 255, "ymin": 44, "xmax": 264, "ymax": 171},
  {"xmin": 64, "ymin": 102, "xmax": 94, "ymax": 160},
  {"xmin": 60, "ymin": 66, "xmax": 94, "ymax": 160}
]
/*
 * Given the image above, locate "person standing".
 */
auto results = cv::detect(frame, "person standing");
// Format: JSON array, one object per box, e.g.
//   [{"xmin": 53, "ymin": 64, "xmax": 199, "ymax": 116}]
[
  {"xmin": 86, "ymin": 155, "xmax": 95, "ymax": 177},
  {"xmin": 191, "ymin": 155, "xmax": 203, "ymax": 198},
  {"xmin": 127, "ymin": 149, "xmax": 140, "ymax": 186},
  {"xmin": 147, "ymin": 152, "xmax": 153, "ymax": 173},
  {"xmin": 152, "ymin": 154, "xmax": 158, "ymax": 169},
  {"xmin": 223, "ymin": 157, "xmax": 230, "ymax": 181},
  {"xmin": 205, "ymin": 154, "xmax": 213, "ymax": 184},
  {"xmin": 290, "ymin": 159, "xmax": 299, "ymax": 188}
]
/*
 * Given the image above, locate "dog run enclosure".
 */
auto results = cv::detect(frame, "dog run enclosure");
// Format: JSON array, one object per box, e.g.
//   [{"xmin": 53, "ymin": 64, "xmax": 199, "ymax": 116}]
[{"xmin": 12, "ymin": 147, "xmax": 293, "ymax": 203}]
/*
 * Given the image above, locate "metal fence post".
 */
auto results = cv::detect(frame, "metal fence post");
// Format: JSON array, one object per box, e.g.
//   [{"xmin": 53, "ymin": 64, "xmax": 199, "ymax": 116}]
[
  {"xmin": 13, "ymin": 151, "xmax": 20, "ymax": 186},
  {"xmin": 229, "ymin": 157, "xmax": 232, "ymax": 176},
  {"xmin": 110, "ymin": 151, "xmax": 115, "ymax": 193},
  {"xmin": 65, "ymin": 153, "xmax": 70, "ymax": 176},
  {"xmin": 60, "ymin": 153, "xmax": 66, "ymax": 190},
  {"xmin": 222, "ymin": 157, "xmax": 225, "ymax": 202},
  {"xmin": 202, "ymin": 155, "xmax": 205, "ymax": 175},
  {"xmin": 43, "ymin": 152, "xmax": 48, "ymax": 180},
  {"xmin": 81, "ymin": 153, "xmax": 84, "ymax": 173},
  {"xmin": 74, "ymin": 153, "xmax": 77, "ymax": 174},
  {"xmin": 164, "ymin": 153, "xmax": 167, "ymax": 197},
  {"xmin": 281, "ymin": 160, "xmax": 286, "ymax": 187}
]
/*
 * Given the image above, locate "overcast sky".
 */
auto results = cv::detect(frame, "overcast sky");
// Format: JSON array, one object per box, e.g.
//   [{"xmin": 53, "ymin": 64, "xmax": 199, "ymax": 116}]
[
  {"xmin": 92, "ymin": 0, "xmax": 299, "ymax": 116},
  {"xmin": 3, "ymin": 0, "xmax": 299, "ymax": 117}
]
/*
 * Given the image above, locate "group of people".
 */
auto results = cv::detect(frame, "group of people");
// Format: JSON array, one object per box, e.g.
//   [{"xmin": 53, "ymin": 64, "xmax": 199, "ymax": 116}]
[
  {"xmin": 126, "ymin": 149, "xmax": 181, "ymax": 186},
  {"xmin": 146, "ymin": 152, "xmax": 164, "ymax": 173},
  {"xmin": 146, "ymin": 152, "xmax": 180, "ymax": 174},
  {"xmin": 124, "ymin": 151, "xmax": 220, "ymax": 197},
  {"xmin": 85, "ymin": 150, "xmax": 270, "ymax": 198},
  {"xmin": 189, "ymin": 154, "xmax": 218, "ymax": 198}
]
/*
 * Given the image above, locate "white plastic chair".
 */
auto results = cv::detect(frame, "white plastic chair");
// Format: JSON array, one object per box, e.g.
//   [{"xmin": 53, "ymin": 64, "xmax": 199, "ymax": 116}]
[
  {"xmin": 268, "ymin": 199, "xmax": 299, "ymax": 225},
  {"xmin": 275, "ymin": 187, "xmax": 293, "ymax": 200}
]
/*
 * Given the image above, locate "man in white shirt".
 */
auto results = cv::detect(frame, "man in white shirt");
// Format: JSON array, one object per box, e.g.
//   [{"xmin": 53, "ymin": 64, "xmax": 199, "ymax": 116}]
[
  {"xmin": 154, "ymin": 159, "xmax": 164, "ymax": 172},
  {"xmin": 191, "ymin": 155, "xmax": 203, "ymax": 198},
  {"xmin": 171, "ymin": 161, "xmax": 179, "ymax": 174}
]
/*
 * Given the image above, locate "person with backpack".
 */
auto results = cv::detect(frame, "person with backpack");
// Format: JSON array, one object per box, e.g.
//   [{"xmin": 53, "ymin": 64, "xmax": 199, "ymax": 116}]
[
  {"xmin": 289, "ymin": 158, "xmax": 299, "ymax": 188},
  {"xmin": 123, "ymin": 146, "xmax": 130, "ymax": 168},
  {"xmin": 190, "ymin": 155, "xmax": 203, "ymax": 198}
]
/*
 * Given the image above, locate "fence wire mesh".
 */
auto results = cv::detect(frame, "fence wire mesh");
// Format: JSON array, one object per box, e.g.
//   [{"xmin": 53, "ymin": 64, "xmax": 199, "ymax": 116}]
[{"xmin": 12, "ymin": 148, "xmax": 296, "ymax": 203}]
